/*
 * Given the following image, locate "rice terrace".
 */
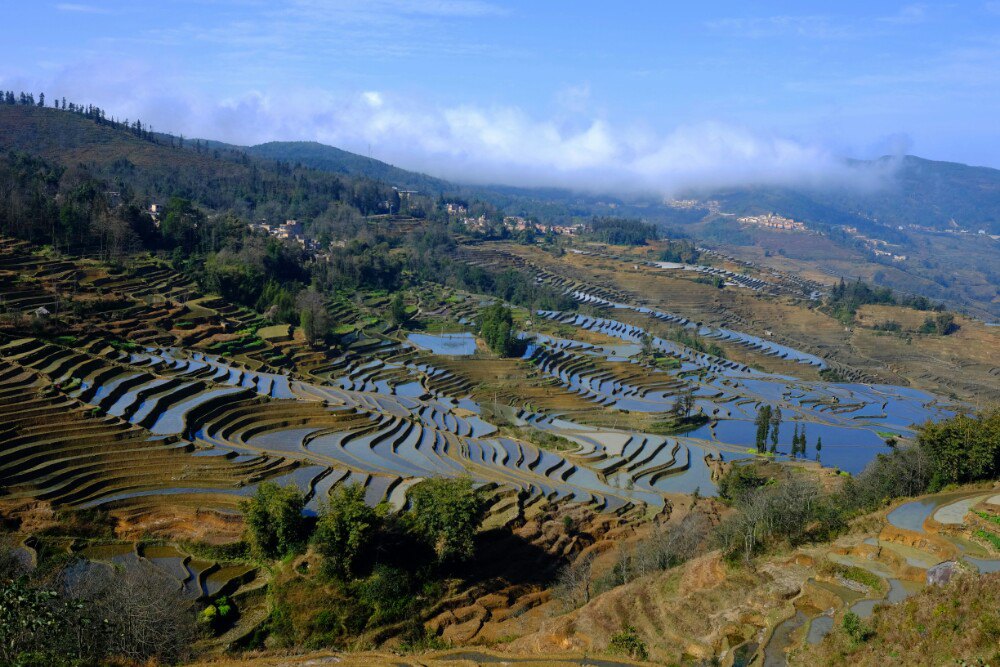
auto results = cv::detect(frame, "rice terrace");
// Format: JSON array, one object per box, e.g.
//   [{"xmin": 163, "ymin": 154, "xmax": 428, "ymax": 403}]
[{"xmin": 2, "ymin": 3, "xmax": 1000, "ymax": 666}]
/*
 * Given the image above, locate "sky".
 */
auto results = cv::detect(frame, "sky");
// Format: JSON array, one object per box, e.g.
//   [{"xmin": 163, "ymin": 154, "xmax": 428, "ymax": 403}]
[{"xmin": 3, "ymin": 1, "xmax": 1000, "ymax": 191}]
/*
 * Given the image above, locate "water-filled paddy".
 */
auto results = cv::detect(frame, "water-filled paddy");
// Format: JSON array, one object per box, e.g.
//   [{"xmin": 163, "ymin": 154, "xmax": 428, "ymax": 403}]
[{"xmin": 407, "ymin": 332, "xmax": 478, "ymax": 355}]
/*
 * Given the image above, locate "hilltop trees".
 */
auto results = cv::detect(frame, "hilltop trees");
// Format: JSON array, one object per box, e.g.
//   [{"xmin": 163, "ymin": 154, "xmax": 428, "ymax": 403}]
[{"xmin": 583, "ymin": 217, "xmax": 657, "ymax": 245}]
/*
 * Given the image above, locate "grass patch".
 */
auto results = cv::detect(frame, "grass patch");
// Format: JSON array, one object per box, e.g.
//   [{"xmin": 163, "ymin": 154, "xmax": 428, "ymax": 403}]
[
  {"xmin": 512, "ymin": 427, "xmax": 578, "ymax": 453},
  {"xmin": 975, "ymin": 529, "xmax": 1000, "ymax": 551},
  {"xmin": 647, "ymin": 412, "xmax": 709, "ymax": 435},
  {"xmin": 842, "ymin": 565, "xmax": 883, "ymax": 590}
]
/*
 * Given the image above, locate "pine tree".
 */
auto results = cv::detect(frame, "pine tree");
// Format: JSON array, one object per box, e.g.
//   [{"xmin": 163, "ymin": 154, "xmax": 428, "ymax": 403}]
[
  {"xmin": 754, "ymin": 405, "xmax": 772, "ymax": 454},
  {"xmin": 769, "ymin": 406, "xmax": 782, "ymax": 451},
  {"xmin": 815, "ymin": 436, "xmax": 822, "ymax": 460},
  {"xmin": 791, "ymin": 423, "xmax": 800, "ymax": 457},
  {"xmin": 800, "ymin": 425, "xmax": 808, "ymax": 457}
]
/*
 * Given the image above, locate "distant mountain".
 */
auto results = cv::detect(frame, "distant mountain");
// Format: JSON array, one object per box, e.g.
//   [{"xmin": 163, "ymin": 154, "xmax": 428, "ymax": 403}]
[{"xmin": 693, "ymin": 156, "xmax": 1000, "ymax": 235}]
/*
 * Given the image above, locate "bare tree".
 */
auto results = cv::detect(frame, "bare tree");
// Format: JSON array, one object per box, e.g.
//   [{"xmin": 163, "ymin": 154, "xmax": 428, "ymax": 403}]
[
  {"xmin": 62, "ymin": 560, "xmax": 197, "ymax": 664},
  {"xmin": 553, "ymin": 552, "xmax": 594, "ymax": 610}
]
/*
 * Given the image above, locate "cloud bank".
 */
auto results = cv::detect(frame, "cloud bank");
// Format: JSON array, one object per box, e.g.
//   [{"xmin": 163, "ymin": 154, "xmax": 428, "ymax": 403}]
[{"xmin": 3, "ymin": 69, "xmax": 900, "ymax": 195}]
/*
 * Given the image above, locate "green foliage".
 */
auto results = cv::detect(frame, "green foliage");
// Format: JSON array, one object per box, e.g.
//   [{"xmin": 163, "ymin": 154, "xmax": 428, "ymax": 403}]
[
  {"xmin": 842, "ymin": 565, "xmax": 882, "ymax": 590},
  {"xmin": 199, "ymin": 596, "xmax": 236, "ymax": 635},
  {"xmin": 664, "ymin": 326, "xmax": 727, "ymax": 358},
  {"xmin": 583, "ymin": 217, "xmax": 657, "ymax": 245},
  {"xmin": 975, "ymin": 529, "xmax": 1000, "ymax": 551},
  {"xmin": 917, "ymin": 409, "xmax": 1000, "ymax": 488},
  {"xmin": 478, "ymin": 301, "xmax": 521, "ymax": 357},
  {"xmin": 389, "ymin": 292, "xmax": 409, "ymax": 327},
  {"xmin": 354, "ymin": 564, "xmax": 414, "ymax": 626},
  {"xmin": 841, "ymin": 610, "xmax": 875, "ymax": 644},
  {"xmin": 918, "ymin": 312, "xmax": 958, "ymax": 335},
  {"xmin": 607, "ymin": 624, "xmax": 649, "ymax": 661},
  {"xmin": 658, "ymin": 239, "xmax": 701, "ymax": 263},
  {"xmin": 826, "ymin": 277, "xmax": 941, "ymax": 323},
  {"xmin": 313, "ymin": 484, "xmax": 379, "ymax": 579},
  {"xmin": 0, "ymin": 578, "xmax": 95, "ymax": 666},
  {"xmin": 717, "ymin": 463, "xmax": 769, "ymax": 503},
  {"xmin": 754, "ymin": 405, "xmax": 772, "ymax": 454},
  {"xmin": 240, "ymin": 482, "xmax": 306, "ymax": 560},
  {"xmin": 405, "ymin": 478, "xmax": 485, "ymax": 562}
]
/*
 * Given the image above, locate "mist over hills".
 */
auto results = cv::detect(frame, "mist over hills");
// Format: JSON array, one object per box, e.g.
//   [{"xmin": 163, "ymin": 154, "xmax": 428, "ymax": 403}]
[
  {"xmin": 3, "ymin": 102, "xmax": 997, "ymax": 235},
  {"xmin": 204, "ymin": 135, "xmax": 1000, "ymax": 236}
]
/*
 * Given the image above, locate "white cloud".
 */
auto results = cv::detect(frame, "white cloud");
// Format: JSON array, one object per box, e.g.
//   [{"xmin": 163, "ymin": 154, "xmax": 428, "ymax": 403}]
[
  {"xmin": 2, "ymin": 67, "xmax": 899, "ymax": 195},
  {"xmin": 55, "ymin": 3, "xmax": 111, "ymax": 13}
]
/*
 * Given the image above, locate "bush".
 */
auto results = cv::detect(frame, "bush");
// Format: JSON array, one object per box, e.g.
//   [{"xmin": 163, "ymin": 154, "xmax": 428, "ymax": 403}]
[
  {"xmin": 841, "ymin": 610, "xmax": 874, "ymax": 644},
  {"xmin": 354, "ymin": 564, "xmax": 414, "ymax": 626},
  {"xmin": 607, "ymin": 624, "xmax": 649, "ymax": 661}
]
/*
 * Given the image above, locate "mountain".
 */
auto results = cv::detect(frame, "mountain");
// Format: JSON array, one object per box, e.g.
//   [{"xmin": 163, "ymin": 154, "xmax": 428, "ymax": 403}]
[{"xmin": 692, "ymin": 155, "xmax": 1000, "ymax": 235}]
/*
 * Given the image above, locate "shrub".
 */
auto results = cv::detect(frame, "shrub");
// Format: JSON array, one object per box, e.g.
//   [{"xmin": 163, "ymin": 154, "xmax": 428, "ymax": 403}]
[
  {"xmin": 355, "ymin": 564, "xmax": 414, "ymax": 626},
  {"xmin": 607, "ymin": 624, "xmax": 649, "ymax": 661},
  {"xmin": 841, "ymin": 610, "xmax": 874, "ymax": 644}
]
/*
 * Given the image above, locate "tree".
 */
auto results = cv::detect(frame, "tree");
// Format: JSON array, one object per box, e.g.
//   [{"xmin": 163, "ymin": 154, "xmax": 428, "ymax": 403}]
[
  {"xmin": 754, "ymin": 405, "xmax": 772, "ymax": 454},
  {"xmin": 917, "ymin": 409, "xmax": 1000, "ymax": 487},
  {"xmin": 389, "ymin": 292, "xmax": 408, "ymax": 327},
  {"xmin": 405, "ymin": 478, "xmax": 485, "ymax": 562},
  {"xmin": 313, "ymin": 484, "xmax": 379, "ymax": 579},
  {"xmin": 297, "ymin": 287, "xmax": 329, "ymax": 346},
  {"xmin": 240, "ymin": 482, "xmax": 306, "ymax": 559},
  {"xmin": 769, "ymin": 407, "xmax": 782, "ymax": 452},
  {"xmin": 816, "ymin": 436, "xmax": 822, "ymax": 460},
  {"xmin": 478, "ymin": 301, "xmax": 520, "ymax": 357},
  {"xmin": 791, "ymin": 424, "xmax": 800, "ymax": 457},
  {"xmin": 640, "ymin": 332, "xmax": 655, "ymax": 357},
  {"xmin": 680, "ymin": 389, "xmax": 696, "ymax": 419},
  {"xmin": 799, "ymin": 425, "xmax": 808, "ymax": 457}
]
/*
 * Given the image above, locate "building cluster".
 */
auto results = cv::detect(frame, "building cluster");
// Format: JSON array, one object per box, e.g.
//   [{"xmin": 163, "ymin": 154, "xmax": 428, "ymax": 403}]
[
  {"xmin": 737, "ymin": 213, "xmax": 806, "ymax": 231},
  {"xmin": 460, "ymin": 215, "xmax": 582, "ymax": 236},
  {"xmin": 247, "ymin": 219, "xmax": 317, "ymax": 249},
  {"xmin": 842, "ymin": 227, "xmax": 908, "ymax": 261}
]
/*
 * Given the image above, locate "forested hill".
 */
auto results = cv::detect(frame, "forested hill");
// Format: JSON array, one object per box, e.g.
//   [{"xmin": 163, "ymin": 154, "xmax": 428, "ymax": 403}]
[
  {"xmin": 242, "ymin": 141, "xmax": 449, "ymax": 193},
  {"xmin": 0, "ymin": 103, "xmax": 439, "ymax": 223}
]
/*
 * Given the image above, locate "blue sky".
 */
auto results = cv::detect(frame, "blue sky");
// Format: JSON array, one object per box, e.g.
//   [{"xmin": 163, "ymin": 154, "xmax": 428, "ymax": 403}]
[{"xmin": 3, "ymin": 1, "xmax": 999, "ymax": 189}]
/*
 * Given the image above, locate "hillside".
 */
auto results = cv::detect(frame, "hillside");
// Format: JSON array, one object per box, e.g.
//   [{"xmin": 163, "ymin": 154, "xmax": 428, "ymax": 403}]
[
  {"xmin": 0, "ymin": 104, "xmax": 425, "ymax": 222},
  {"xmin": 243, "ymin": 141, "xmax": 450, "ymax": 192}
]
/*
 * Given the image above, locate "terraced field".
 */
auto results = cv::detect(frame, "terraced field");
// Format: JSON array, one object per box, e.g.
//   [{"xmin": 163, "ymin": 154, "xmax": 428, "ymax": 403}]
[{"xmin": 0, "ymin": 236, "xmax": 961, "ymax": 529}]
